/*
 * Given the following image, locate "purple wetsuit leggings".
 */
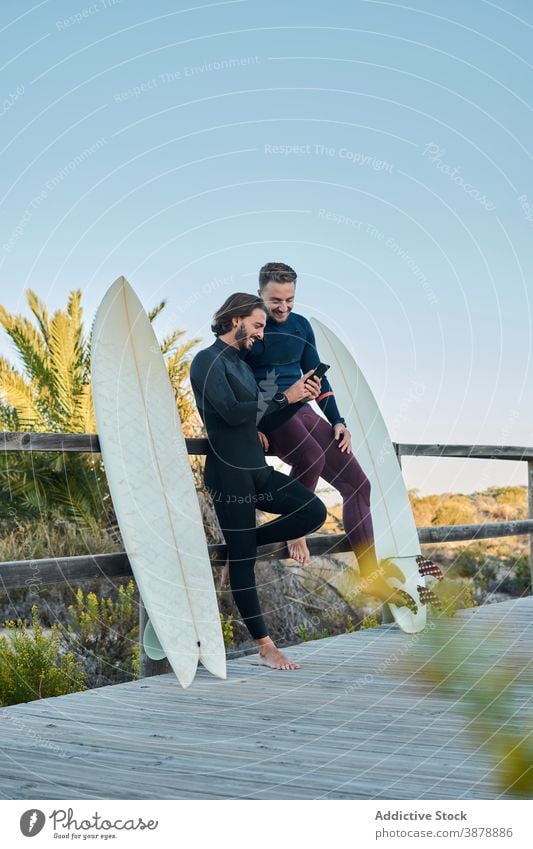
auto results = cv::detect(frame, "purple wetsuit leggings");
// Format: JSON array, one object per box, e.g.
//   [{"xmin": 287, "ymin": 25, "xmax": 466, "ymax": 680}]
[{"xmin": 267, "ymin": 404, "xmax": 375, "ymax": 552}]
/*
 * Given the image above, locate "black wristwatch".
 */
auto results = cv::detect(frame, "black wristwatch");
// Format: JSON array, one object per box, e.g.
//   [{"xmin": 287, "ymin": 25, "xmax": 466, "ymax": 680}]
[{"xmin": 272, "ymin": 391, "xmax": 289, "ymax": 409}]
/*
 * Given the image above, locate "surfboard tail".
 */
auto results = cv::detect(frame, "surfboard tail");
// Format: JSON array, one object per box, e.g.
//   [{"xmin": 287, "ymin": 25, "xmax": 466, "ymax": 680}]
[
  {"xmin": 199, "ymin": 650, "xmax": 227, "ymax": 680},
  {"xmin": 174, "ymin": 657, "xmax": 200, "ymax": 689}
]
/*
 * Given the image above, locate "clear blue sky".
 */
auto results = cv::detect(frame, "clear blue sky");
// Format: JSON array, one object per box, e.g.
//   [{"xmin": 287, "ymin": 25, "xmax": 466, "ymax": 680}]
[{"xmin": 1, "ymin": 0, "xmax": 532, "ymax": 495}]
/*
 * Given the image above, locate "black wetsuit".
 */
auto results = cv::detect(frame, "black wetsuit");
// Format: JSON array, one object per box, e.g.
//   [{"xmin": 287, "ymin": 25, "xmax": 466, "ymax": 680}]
[{"xmin": 190, "ymin": 337, "xmax": 327, "ymax": 639}]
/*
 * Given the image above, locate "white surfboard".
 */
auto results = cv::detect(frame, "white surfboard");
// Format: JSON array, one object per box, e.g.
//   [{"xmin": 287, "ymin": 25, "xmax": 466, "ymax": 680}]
[
  {"xmin": 91, "ymin": 276, "xmax": 226, "ymax": 687},
  {"xmin": 310, "ymin": 318, "xmax": 426, "ymax": 633}
]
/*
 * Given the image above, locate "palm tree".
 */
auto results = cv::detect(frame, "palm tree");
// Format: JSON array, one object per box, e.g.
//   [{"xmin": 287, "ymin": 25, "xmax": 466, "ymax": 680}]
[{"xmin": 0, "ymin": 289, "xmax": 199, "ymax": 525}]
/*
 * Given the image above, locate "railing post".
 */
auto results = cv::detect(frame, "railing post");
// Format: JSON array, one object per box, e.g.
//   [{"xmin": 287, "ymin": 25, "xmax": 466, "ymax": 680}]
[
  {"xmin": 527, "ymin": 460, "xmax": 533, "ymax": 594},
  {"xmin": 394, "ymin": 442, "xmax": 402, "ymax": 467},
  {"xmin": 381, "ymin": 445, "xmax": 403, "ymax": 624},
  {"xmin": 139, "ymin": 600, "xmax": 172, "ymax": 678}
]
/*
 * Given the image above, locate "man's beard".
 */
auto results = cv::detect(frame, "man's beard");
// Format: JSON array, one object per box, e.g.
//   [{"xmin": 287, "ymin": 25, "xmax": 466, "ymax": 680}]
[{"xmin": 235, "ymin": 322, "xmax": 249, "ymax": 349}]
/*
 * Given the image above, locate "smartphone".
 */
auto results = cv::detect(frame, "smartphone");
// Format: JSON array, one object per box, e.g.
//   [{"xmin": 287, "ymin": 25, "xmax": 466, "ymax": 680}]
[{"xmin": 311, "ymin": 362, "xmax": 330, "ymax": 380}]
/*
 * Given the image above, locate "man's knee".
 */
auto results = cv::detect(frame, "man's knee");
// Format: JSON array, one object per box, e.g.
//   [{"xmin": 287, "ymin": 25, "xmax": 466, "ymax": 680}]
[
  {"xmin": 303, "ymin": 443, "xmax": 326, "ymax": 477},
  {"xmin": 359, "ymin": 474, "xmax": 371, "ymax": 503},
  {"xmin": 342, "ymin": 463, "xmax": 371, "ymax": 503},
  {"xmin": 308, "ymin": 494, "xmax": 327, "ymax": 530},
  {"xmin": 281, "ymin": 437, "xmax": 325, "ymax": 477}
]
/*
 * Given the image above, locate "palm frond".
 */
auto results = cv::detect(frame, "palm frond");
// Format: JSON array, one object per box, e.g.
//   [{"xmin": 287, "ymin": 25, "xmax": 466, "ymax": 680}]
[
  {"xmin": 25, "ymin": 290, "xmax": 50, "ymax": 348},
  {"xmin": 159, "ymin": 329, "xmax": 185, "ymax": 355},
  {"xmin": 0, "ymin": 402, "xmax": 18, "ymax": 430},
  {"xmin": 165, "ymin": 340, "xmax": 197, "ymax": 386},
  {"xmin": 0, "ymin": 357, "xmax": 47, "ymax": 430},
  {"xmin": 0, "ymin": 311, "xmax": 52, "ymax": 388},
  {"xmin": 48, "ymin": 311, "xmax": 78, "ymax": 425},
  {"xmin": 148, "ymin": 300, "xmax": 166, "ymax": 322},
  {"xmin": 47, "ymin": 472, "xmax": 103, "ymax": 525},
  {"xmin": 67, "ymin": 290, "xmax": 86, "ymax": 385},
  {"xmin": 72, "ymin": 383, "xmax": 96, "ymax": 434},
  {"xmin": 1, "ymin": 287, "xmax": 199, "ymax": 523}
]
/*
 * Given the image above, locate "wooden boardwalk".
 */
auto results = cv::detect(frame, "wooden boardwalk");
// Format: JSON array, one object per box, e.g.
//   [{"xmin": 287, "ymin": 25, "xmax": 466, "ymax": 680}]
[{"xmin": 1, "ymin": 597, "xmax": 531, "ymax": 800}]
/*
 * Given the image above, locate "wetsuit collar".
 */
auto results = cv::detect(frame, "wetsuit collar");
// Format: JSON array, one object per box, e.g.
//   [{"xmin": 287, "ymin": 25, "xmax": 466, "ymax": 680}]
[
  {"xmin": 265, "ymin": 312, "xmax": 297, "ymax": 330},
  {"xmin": 214, "ymin": 336, "xmax": 240, "ymax": 358}
]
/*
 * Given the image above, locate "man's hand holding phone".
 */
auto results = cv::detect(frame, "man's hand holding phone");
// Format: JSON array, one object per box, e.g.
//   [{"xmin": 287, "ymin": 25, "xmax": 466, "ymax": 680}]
[{"xmin": 284, "ymin": 369, "xmax": 322, "ymax": 404}]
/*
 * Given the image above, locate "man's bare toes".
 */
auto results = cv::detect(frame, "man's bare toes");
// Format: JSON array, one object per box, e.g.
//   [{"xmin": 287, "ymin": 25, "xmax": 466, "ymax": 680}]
[{"xmin": 288, "ymin": 538, "xmax": 310, "ymax": 566}]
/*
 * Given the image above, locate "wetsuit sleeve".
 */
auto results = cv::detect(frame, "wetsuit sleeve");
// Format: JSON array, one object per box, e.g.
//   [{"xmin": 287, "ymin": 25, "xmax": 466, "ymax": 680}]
[
  {"xmin": 257, "ymin": 396, "xmax": 305, "ymax": 434},
  {"xmin": 301, "ymin": 320, "xmax": 345, "ymax": 427},
  {"xmin": 190, "ymin": 350, "xmax": 258, "ymax": 426}
]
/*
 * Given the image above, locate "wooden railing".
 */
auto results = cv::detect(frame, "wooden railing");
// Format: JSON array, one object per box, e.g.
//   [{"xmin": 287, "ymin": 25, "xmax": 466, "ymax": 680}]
[{"xmin": 1, "ymin": 432, "xmax": 532, "ymax": 675}]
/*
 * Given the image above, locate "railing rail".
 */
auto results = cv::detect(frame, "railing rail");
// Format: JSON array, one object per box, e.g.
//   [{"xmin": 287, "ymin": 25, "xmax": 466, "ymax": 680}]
[
  {"xmin": 2, "ymin": 432, "xmax": 532, "ymax": 676},
  {"xmin": 3, "ymin": 431, "xmax": 533, "ymax": 461}
]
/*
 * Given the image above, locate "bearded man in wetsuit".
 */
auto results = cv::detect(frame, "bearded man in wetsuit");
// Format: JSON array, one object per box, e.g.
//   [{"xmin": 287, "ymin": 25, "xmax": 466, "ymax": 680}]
[
  {"xmin": 242, "ymin": 262, "xmax": 416, "ymax": 613},
  {"xmin": 190, "ymin": 293, "xmax": 327, "ymax": 670}
]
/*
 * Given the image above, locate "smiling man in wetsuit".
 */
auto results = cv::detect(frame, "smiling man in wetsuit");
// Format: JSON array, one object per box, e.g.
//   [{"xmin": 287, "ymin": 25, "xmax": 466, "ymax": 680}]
[
  {"xmin": 243, "ymin": 262, "xmax": 379, "ymax": 569},
  {"xmin": 244, "ymin": 262, "xmax": 418, "ymax": 615},
  {"xmin": 190, "ymin": 293, "xmax": 327, "ymax": 670}
]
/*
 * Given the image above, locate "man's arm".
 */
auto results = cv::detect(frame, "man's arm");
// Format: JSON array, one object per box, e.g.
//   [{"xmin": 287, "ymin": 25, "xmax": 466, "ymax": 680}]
[
  {"xmin": 190, "ymin": 350, "xmax": 258, "ymax": 426},
  {"xmin": 258, "ymin": 370, "xmax": 322, "ymax": 433},
  {"xmin": 301, "ymin": 320, "xmax": 345, "ymax": 427},
  {"xmin": 190, "ymin": 350, "xmax": 318, "ymax": 432}
]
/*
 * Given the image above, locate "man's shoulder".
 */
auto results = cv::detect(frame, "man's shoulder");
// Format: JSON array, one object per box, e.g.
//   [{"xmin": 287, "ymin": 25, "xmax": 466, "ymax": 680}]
[
  {"xmin": 290, "ymin": 312, "xmax": 312, "ymax": 334},
  {"xmin": 192, "ymin": 341, "xmax": 217, "ymax": 361},
  {"xmin": 191, "ymin": 343, "xmax": 218, "ymax": 374}
]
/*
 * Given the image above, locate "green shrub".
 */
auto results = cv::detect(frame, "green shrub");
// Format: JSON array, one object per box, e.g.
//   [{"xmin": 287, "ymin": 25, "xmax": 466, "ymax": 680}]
[
  {"xmin": 359, "ymin": 613, "xmax": 379, "ymax": 630},
  {"xmin": 513, "ymin": 557, "xmax": 532, "ymax": 595},
  {"xmin": 0, "ymin": 517, "xmax": 120, "ymax": 562},
  {"xmin": 0, "ymin": 605, "xmax": 85, "ymax": 706},
  {"xmin": 451, "ymin": 546, "xmax": 485, "ymax": 578},
  {"xmin": 220, "ymin": 613, "xmax": 234, "ymax": 648},
  {"xmin": 296, "ymin": 624, "xmax": 330, "ymax": 642},
  {"xmin": 64, "ymin": 580, "xmax": 139, "ymax": 688}
]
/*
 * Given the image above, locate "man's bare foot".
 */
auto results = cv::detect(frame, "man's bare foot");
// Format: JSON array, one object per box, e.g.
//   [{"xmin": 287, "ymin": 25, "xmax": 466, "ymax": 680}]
[
  {"xmin": 257, "ymin": 638, "xmax": 301, "ymax": 670},
  {"xmin": 287, "ymin": 537, "xmax": 310, "ymax": 565},
  {"xmin": 220, "ymin": 559, "xmax": 230, "ymax": 589}
]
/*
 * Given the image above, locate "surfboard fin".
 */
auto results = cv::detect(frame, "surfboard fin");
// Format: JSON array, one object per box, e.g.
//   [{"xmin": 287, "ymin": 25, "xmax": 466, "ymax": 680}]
[
  {"xmin": 391, "ymin": 588, "xmax": 419, "ymax": 615},
  {"xmin": 416, "ymin": 556, "xmax": 444, "ymax": 581},
  {"xmin": 143, "ymin": 620, "xmax": 166, "ymax": 661},
  {"xmin": 417, "ymin": 585, "xmax": 443, "ymax": 610},
  {"xmin": 353, "ymin": 554, "xmax": 418, "ymax": 614}
]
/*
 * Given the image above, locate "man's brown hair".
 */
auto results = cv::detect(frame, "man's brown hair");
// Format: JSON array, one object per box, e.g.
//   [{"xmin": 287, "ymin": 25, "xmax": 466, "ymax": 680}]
[
  {"xmin": 211, "ymin": 292, "xmax": 267, "ymax": 336},
  {"xmin": 258, "ymin": 262, "xmax": 297, "ymax": 290}
]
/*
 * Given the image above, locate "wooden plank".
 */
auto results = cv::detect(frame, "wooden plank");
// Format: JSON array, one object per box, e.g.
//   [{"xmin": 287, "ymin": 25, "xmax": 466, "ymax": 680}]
[
  {"xmin": 0, "ymin": 432, "xmax": 101, "ymax": 453},
  {"xmin": 0, "ymin": 552, "xmax": 133, "ymax": 590},
  {"xmin": 418, "ymin": 519, "xmax": 533, "ymax": 543},
  {"xmin": 2, "ymin": 519, "xmax": 533, "ymax": 590},
  {"xmin": 5, "ymin": 432, "xmax": 533, "ymax": 462},
  {"xmin": 0, "ymin": 598, "xmax": 529, "ymax": 800},
  {"xmin": 397, "ymin": 443, "xmax": 533, "ymax": 461},
  {"xmin": 0, "ymin": 431, "xmax": 212, "ymax": 455}
]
